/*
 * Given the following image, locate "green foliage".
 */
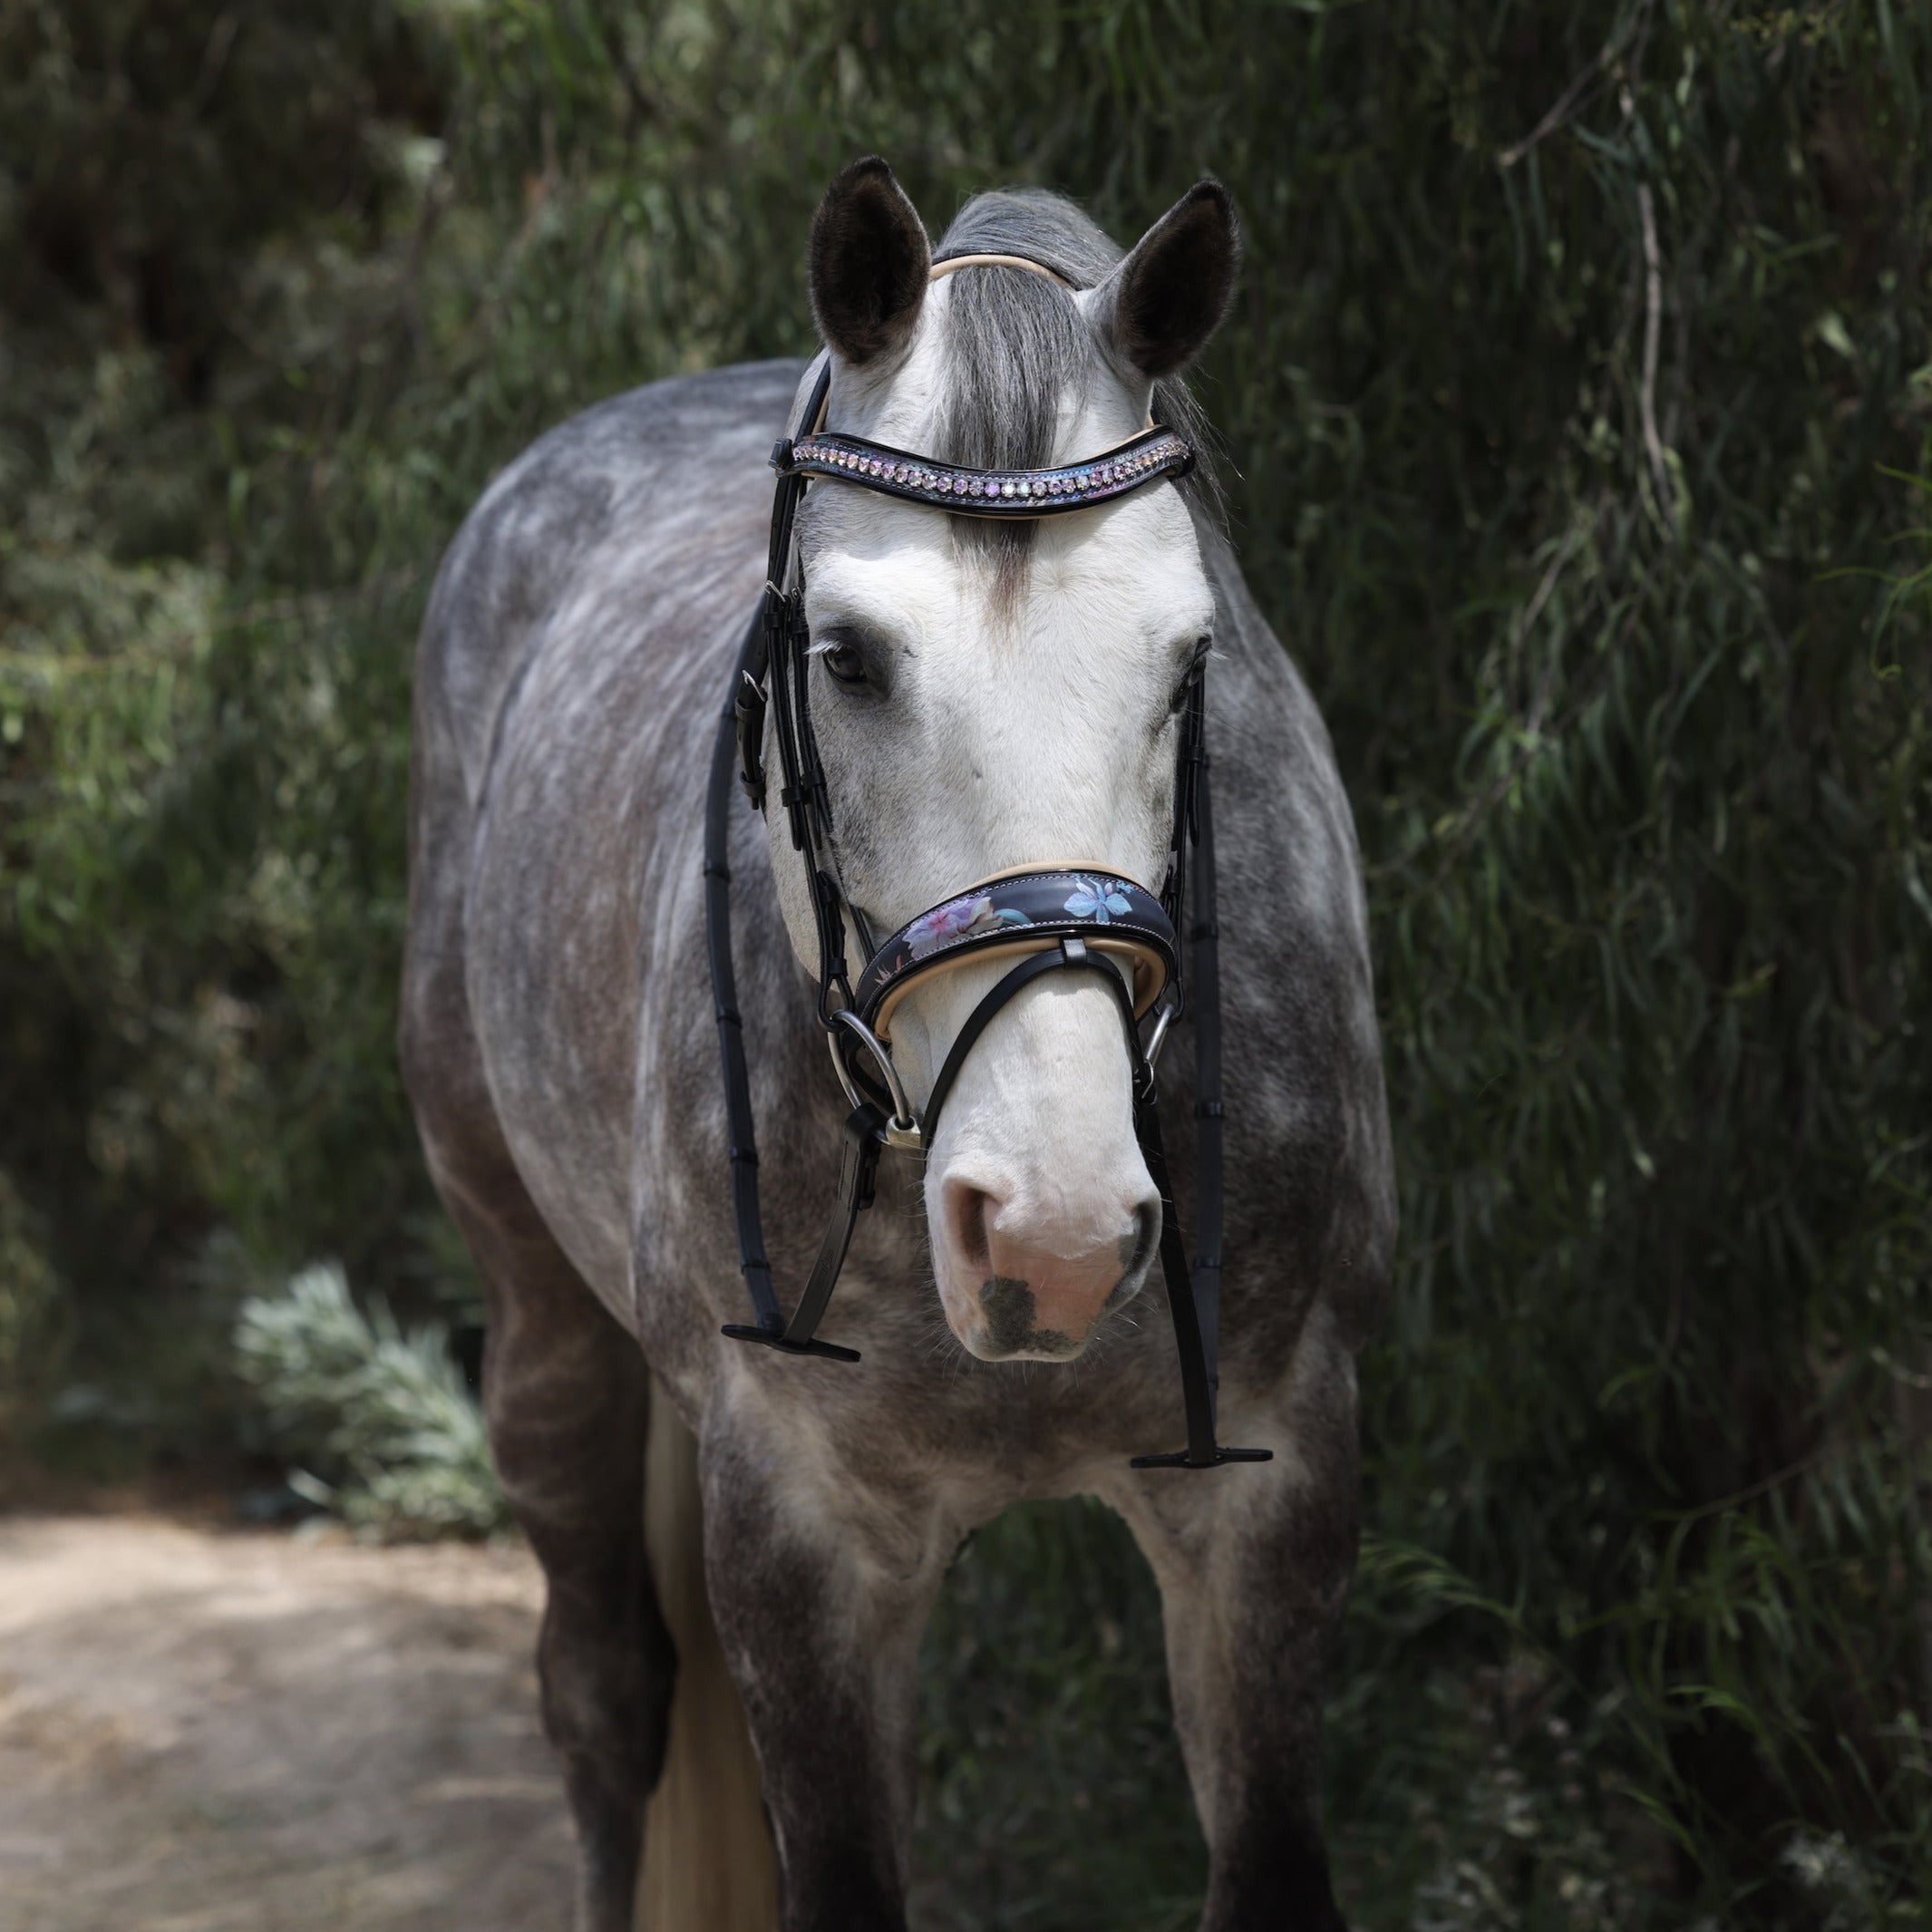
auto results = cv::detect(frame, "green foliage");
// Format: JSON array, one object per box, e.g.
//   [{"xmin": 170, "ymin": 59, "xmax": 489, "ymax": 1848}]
[
  {"xmin": 3, "ymin": 0, "xmax": 1929, "ymax": 1923},
  {"xmin": 0, "ymin": 1170, "xmax": 62, "ymax": 1420},
  {"xmin": 235, "ymin": 1260, "xmax": 507, "ymax": 1538},
  {"xmin": 917, "ymin": 1501, "xmax": 1205, "ymax": 1931}
]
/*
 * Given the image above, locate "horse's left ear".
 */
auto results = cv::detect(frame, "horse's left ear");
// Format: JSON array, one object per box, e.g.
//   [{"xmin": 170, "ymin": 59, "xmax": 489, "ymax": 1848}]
[
  {"xmin": 1092, "ymin": 180, "xmax": 1240, "ymax": 382},
  {"xmin": 809, "ymin": 156, "xmax": 932, "ymax": 366}
]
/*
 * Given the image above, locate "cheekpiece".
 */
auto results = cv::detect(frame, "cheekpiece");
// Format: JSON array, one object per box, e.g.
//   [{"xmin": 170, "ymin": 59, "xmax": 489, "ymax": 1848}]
[
  {"xmin": 776, "ymin": 425, "xmax": 1194, "ymax": 519},
  {"xmin": 853, "ymin": 869, "xmax": 1177, "ymax": 1040}
]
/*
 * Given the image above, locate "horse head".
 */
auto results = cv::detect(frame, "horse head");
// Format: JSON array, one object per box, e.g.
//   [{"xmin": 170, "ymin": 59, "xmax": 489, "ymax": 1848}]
[{"xmin": 765, "ymin": 159, "xmax": 1239, "ymax": 1363}]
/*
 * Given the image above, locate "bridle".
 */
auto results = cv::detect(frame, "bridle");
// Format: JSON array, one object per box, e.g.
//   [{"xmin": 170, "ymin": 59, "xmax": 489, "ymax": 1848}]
[{"xmin": 703, "ymin": 257, "xmax": 1267, "ymax": 1470}]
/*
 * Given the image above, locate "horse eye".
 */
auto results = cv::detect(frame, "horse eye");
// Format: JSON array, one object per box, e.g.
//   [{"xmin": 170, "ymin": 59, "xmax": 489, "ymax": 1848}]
[
  {"xmin": 1170, "ymin": 639, "xmax": 1210, "ymax": 713},
  {"xmin": 821, "ymin": 637, "xmax": 869, "ymax": 688}
]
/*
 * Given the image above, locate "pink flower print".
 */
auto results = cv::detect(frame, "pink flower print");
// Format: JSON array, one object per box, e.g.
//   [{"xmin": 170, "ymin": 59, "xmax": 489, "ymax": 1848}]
[{"xmin": 902, "ymin": 893, "xmax": 1032, "ymax": 960}]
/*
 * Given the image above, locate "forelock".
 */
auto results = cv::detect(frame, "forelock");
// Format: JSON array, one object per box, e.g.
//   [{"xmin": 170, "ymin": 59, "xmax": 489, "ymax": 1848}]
[{"xmin": 805, "ymin": 190, "xmax": 1224, "ymax": 605}]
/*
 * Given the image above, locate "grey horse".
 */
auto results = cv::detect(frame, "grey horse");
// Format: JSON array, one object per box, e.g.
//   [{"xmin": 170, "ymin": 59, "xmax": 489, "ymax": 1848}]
[{"xmin": 402, "ymin": 157, "xmax": 1393, "ymax": 1932}]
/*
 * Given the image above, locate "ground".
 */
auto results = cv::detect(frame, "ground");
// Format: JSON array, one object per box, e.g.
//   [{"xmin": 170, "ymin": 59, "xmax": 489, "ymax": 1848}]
[{"xmin": 0, "ymin": 1513, "xmax": 572, "ymax": 1932}]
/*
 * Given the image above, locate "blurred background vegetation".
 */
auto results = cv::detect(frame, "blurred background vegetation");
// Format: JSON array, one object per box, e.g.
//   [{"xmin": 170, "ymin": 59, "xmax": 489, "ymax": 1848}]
[{"xmin": 2, "ymin": 0, "xmax": 1928, "ymax": 1925}]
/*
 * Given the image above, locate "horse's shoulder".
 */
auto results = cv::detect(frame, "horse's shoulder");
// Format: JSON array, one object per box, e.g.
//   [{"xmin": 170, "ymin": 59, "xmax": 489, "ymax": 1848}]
[
  {"xmin": 426, "ymin": 359, "xmax": 803, "ymax": 646},
  {"xmin": 411, "ymin": 359, "xmax": 806, "ymax": 809}
]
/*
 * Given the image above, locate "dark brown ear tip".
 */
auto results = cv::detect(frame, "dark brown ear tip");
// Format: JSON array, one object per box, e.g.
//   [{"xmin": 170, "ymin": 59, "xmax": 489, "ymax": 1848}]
[
  {"xmin": 1173, "ymin": 180, "xmax": 1240, "ymax": 249},
  {"xmin": 1182, "ymin": 177, "xmax": 1233, "ymax": 211},
  {"xmin": 831, "ymin": 154, "xmax": 898, "ymax": 190},
  {"xmin": 812, "ymin": 157, "xmax": 910, "ymax": 233}
]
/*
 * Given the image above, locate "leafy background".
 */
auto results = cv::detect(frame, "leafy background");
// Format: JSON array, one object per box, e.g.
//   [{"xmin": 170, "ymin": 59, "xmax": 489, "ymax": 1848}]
[{"xmin": 3, "ymin": 1, "xmax": 1928, "ymax": 1926}]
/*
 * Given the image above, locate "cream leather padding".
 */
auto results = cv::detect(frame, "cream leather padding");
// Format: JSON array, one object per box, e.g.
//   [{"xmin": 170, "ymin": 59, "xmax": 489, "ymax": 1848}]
[{"xmin": 871, "ymin": 933, "xmax": 1167, "ymax": 1043}]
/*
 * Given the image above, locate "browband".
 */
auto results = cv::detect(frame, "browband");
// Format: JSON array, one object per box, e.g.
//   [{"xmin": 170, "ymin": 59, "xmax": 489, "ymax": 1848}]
[{"xmin": 775, "ymin": 424, "xmax": 1194, "ymax": 520}]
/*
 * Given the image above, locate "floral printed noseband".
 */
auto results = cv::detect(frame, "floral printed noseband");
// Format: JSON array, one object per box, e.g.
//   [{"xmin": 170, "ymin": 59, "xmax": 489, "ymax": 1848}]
[{"xmin": 853, "ymin": 869, "xmax": 1178, "ymax": 1040}]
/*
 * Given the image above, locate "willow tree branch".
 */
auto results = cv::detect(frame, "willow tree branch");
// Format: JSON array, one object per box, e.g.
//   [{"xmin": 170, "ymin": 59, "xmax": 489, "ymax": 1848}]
[{"xmin": 1637, "ymin": 182, "xmax": 1675, "ymax": 528}]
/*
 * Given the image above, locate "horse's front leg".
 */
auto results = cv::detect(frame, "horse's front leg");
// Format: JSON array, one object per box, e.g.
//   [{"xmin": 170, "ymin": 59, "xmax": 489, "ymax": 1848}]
[
  {"xmin": 697, "ymin": 1402, "xmax": 952, "ymax": 1932},
  {"xmin": 1112, "ymin": 1313, "xmax": 1361, "ymax": 1932}
]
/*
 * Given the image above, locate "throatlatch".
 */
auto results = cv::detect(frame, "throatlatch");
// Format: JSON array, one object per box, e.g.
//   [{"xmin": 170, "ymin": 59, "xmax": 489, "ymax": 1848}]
[{"xmin": 704, "ymin": 345, "xmax": 1268, "ymax": 1469}]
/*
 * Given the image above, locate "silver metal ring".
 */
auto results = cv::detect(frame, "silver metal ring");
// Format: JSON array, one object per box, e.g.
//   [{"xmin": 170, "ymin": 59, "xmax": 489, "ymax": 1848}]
[{"xmin": 828, "ymin": 1011, "xmax": 920, "ymax": 1145}]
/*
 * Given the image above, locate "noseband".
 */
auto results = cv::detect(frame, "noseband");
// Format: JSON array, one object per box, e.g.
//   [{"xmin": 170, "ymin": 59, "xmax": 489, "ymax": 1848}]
[{"xmin": 704, "ymin": 325, "xmax": 1267, "ymax": 1471}]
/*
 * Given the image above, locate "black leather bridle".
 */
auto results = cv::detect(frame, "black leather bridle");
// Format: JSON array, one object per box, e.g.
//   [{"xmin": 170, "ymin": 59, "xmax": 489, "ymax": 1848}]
[{"xmin": 704, "ymin": 349, "xmax": 1267, "ymax": 1470}]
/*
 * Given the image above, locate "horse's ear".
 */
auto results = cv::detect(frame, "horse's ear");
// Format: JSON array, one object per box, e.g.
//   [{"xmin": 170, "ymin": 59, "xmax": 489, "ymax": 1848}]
[
  {"xmin": 808, "ymin": 156, "xmax": 931, "ymax": 367},
  {"xmin": 1092, "ymin": 180, "xmax": 1239, "ymax": 383}
]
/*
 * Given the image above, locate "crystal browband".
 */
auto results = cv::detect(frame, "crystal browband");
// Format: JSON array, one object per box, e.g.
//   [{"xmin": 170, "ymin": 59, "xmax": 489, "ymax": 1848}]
[{"xmin": 774, "ymin": 424, "xmax": 1194, "ymax": 519}]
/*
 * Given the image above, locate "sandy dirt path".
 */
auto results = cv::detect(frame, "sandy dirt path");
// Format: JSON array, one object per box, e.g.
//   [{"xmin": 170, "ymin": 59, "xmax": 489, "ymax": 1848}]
[{"xmin": 0, "ymin": 1514, "xmax": 572, "ymax": 1932}]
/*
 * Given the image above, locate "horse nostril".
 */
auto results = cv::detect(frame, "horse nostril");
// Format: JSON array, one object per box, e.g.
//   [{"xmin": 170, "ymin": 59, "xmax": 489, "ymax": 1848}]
[
  {"xmin": 1122, "ymin": 1200, "xmax": 1160, "ymax": 1278},
  {"xmin": 947, "ymin": 1180, "xmax": 995, "ymax": 1276}
]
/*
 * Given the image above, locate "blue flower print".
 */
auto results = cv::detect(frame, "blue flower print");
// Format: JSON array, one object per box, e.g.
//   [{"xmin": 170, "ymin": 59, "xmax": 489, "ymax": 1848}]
[{"xmin": 1063, "ymin": 877, "xmax": 1133, "ymax": 924}]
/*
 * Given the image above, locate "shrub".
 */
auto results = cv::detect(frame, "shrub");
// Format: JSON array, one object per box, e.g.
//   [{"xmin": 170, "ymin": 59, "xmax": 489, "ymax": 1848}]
[{"xmin": 235, "ymin": 1260, "xmax": 505, "ymax": 1539}]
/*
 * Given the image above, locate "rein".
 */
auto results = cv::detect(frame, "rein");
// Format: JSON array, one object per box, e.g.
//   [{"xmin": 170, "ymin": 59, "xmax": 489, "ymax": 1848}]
[{"xmin": 704, "ymin": 341, "xmax": 1267, "ymax": 1471}]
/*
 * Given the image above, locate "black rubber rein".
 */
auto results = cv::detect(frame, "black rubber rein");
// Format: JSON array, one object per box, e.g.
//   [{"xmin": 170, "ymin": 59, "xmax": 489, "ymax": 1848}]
[{"xmin": 708, "ymin": 600, "xmax": 867, "ymax": 1363}]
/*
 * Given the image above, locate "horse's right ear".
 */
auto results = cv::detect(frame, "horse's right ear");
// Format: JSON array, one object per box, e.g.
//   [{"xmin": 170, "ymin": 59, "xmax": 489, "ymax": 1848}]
[{"xmin": 808, "ymin": 157, "xmax": 931, "ymax": 367}]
